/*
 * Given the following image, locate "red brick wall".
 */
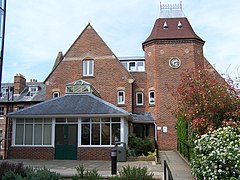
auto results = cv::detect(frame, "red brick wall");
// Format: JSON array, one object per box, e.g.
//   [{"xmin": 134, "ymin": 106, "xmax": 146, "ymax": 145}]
[
  {"xmin": 8, "ymin": 147, "xmax": 54, "ymax": 159},
  {"xmin": 78, "ymin": 147, "xmax": 112, "ymax": 160},
  {"xmin": 144, "ymin": 40, "xmax": 204, "ymax": 150},
  {"xmin": 45, "ymin": 25, "xmax": 133, "ymax": 112}
]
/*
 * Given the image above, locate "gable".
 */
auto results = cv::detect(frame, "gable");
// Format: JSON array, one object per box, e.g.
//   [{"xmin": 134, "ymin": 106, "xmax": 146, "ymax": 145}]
[{"xmin": 65, "ymin": 23, "xmax": 114, "ymax": 57}]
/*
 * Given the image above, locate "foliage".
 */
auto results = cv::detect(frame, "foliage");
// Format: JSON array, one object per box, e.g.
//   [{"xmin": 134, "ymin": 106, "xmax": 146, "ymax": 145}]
[
  {"xmin": 0, "ymin": 162, "xmax": 60, "ymax": 180},
  {"xmin": 128, "ymin": 134, "xmax": 155, "ymax": 156},
  {"xmin": 176, "ymin": 116, "xmax": 193, "ymax": 161},
  {"xmin": 174, "ymin": 68, "xmax": 239, "ymax": 135},
  {"xmin": 0, "ymin": 161, "xmax": 27, "ymax": 179},
  {"xmin": 117, "ymin": 165, "xmax": 154, "ymax": 180},
  {"xmin": 25, "ymin": 167, "xmax": 60, "ymax": 180},
  {"xmin": 192, "ymin": 125, "xmax": 240, "ymax": 179},
  {"xmin": 73, "ymin": 164, "xmax": 104, "ymax": 180},
  {"xmin": 2, "ymin": 171, "xmax": 23, "ymax": 180}
]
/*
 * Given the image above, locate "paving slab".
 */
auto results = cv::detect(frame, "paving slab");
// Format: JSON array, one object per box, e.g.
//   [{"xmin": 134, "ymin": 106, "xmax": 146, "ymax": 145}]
[
  {"xmin": 1, "ymin": 151, "xmax": 193, "ymax": 180},
  {"xmin": 160, "ymin": 151, "xmax": 194, "ymax": 180}
]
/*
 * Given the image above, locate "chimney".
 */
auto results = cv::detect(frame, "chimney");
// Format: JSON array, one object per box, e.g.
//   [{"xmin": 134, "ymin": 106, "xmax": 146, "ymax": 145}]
[{"xmin": 14, "ymin": 73, "xmax": 26, "ymax": 94}]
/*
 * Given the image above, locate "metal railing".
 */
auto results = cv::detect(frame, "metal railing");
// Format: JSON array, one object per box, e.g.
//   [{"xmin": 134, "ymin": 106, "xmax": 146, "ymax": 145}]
[
  {"xmin": 164, "ymin": 160, "xmax": 174, "ymax": 180},
  {"xmin": 177, "ymin": 139, "xmax": 193, "ymax": 162}
]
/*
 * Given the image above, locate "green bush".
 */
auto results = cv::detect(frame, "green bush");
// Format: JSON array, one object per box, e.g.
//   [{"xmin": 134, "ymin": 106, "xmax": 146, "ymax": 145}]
[
  {"xmin": 2, "ymin": 171, "xmax": 23, "ymax": 180},
  {"xmin": 118, "ymin": 165, "xmax": 154, "ymax": 180},
  {"xmin": 0, "ymin": 161, "xmax": 27, "ymax": 179},
  {"xmin": 192, "ymin": 126, "xmax": 240, "ymax": 180},
  {"xmin": 128, "ymin": 135, "xmax": 154, "ymax": 156},
  {"xmin": 25, "ymin": 167, "xmax": 60, "ymax": 180},
  {"xmin": 73, "ymin": 164, "xmax": 104, "ymax": 180}
]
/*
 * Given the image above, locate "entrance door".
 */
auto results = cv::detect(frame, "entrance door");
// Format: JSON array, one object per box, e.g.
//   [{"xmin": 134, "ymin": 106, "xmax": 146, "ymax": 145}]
[{"xmin": 55, "ymin": 124, "xmax": 77, "ymax": 160}]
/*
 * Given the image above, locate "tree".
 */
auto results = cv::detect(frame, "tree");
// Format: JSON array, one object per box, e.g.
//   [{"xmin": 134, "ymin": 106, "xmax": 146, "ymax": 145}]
[{"xmin": 174, "ymin": 68, "xmax": 239, "ymax": 135}]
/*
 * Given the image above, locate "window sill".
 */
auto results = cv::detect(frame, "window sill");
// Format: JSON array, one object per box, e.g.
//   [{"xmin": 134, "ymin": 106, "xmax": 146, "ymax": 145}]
[
  {"xmin": 148, "ymin": 104, "xmax": 155, "ymax": 107},
  {"xmin": 82, "ymin": 76, "xmax": 95, "ymax": 78},
  {"xmin": 117, "ymin": 104, "xmax": 126, "ymax": 107}
]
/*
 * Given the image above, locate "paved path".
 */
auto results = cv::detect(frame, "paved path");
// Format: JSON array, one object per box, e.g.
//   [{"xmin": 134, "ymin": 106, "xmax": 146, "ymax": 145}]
[
  {"xmin": 160, "ymin": 151, "xmax": 194, "ymax": 180},
  {"xmin": 1, "ymin": 151, "xmax": 193, "ymax": 179}
]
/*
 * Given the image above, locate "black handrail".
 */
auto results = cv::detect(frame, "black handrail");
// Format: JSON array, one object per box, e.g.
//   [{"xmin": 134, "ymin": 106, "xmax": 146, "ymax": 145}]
[{"xmin": 164, "ymin": 160, "xmax": 174, "ymax": 180}]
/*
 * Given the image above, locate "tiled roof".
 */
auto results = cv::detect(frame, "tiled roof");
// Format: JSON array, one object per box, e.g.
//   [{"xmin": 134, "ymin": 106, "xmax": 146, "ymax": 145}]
[
  {"xmin": 143, "ymin": 17, "xmax": 204, "ymax": 46},
  {"xmin": 7, "ymin": 94, "xmax": 129, "ymax": 117},
  {"xmin": 0, "ymin": 82, "xmax": 45, "ymax": 102},
  {"xmin": 130, "ymin": 113, "xmax": 155, "ymax": 123}
]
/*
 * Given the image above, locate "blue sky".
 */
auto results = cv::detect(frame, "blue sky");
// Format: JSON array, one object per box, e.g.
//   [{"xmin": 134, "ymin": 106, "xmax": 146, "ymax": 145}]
[{"xmin": 2, "ymin": 0, "xmax": 240, "ymax": 82}]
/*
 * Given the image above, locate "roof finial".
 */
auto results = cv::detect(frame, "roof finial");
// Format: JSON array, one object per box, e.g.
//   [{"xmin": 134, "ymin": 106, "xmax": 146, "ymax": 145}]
[
  {"xmin": 160, "ymin": 1, "xmax": 182, "ymax": 10},
  {"xmin": 159, "ymin": 1, "xmax": 185, "ymax": 18}
]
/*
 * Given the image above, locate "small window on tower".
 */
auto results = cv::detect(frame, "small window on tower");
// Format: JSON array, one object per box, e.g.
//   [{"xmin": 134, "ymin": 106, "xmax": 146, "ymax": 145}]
[
  {"xmin": 149, "ymin": 91, "xmax": 155, "ymax": 105},
  {"xmin": 136, "ymin": 92, "xmax": 144, "ymax": 106}
]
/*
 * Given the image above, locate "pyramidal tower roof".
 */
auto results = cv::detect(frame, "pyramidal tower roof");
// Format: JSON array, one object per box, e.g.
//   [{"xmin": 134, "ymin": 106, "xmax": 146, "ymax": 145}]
[{"xmin": 143, "ymin": 2, "xmax": 204, "ymax": 47}]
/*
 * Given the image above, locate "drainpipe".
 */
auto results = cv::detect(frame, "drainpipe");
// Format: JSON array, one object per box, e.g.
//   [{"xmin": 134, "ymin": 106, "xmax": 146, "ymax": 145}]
[
  {"xmin": 154, "ymin": 122, "xmax": 160, "ymax": 163},
  {"xmin": 131, "ymin": 82, "xmax": 134, "ymax": 114}
]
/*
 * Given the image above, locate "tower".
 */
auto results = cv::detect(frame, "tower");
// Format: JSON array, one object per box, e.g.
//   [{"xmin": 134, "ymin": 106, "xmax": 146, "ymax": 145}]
[{"xmin": 142, "ymin": 2, "xmax": 205, "ymax": 150}]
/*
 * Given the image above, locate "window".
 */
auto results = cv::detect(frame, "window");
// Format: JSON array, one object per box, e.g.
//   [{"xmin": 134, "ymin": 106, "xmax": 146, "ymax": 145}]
[
  {"xmin": 15, "ymin": 118, "xmax": 52, "ymax": 146},
  {"xmin": 149, "ymin": 91, "xmax": 155, "ymax": 105},
  {"xmin": 26, "ymin": 86, "xmax": 38, "ymax": 96},
  {"xmin": 81, "ymin": 117, "xmax": 120, "ymax": 146},
  {"xmin": 129, "ymin": 62, "xmax": 136, "ymax": 71},
  {"xmin": 83, "ymin": 60, "xmax": 94, "ymax": 76},
  {"xmin": 17, "ymin": 106, "xmax": 24, "ymax": 110},
  {"xmin": 52, "ymin": 91, "xmax": 60, "ymax": 98},
  {"xmin": 121, "ymin": 62, "xmax": 128, "ymax": 69},
  {"xmin": 136, "ymin": 92, "xmax": 144, "ymax": 106},
  {"xmin": 121, "ymin": 61, "xmax": 145, "ymax": 72},
  {"xmin": 0, "ymin": 106, "xmax": 4, "ymax": 116},
  {"xmin": 117, "ymin": 91, "xmax": 125, "ymax": 105},
  {"xmin": 1, "ymin": 87, "xmax": 8, "ymax": 97}
]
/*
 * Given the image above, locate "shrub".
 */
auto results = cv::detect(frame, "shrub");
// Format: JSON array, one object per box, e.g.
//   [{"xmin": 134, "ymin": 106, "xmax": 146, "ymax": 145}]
[
  {"xmin": 0, "ymin": 161, "xmax": 27, "ymax": 179},
  {"xmin": 128, "ymin": 135, "xmax": 155, "ymax": 156},
  {"xmin": 118, "ymin": 165, "xmax": 154, "ymax": 180},
  {"xmin": 2, "ymin": 171, "xmax": 23, "ymax": 180},
  {"xmin": 192, "ymin": 125, "xmax": 240, "ymax": 179},
  {"xmin": 73, "ymin": 164, "xmax": 104, "ymax": 180},
  {"xmin": 25, "ymin": 167, "xmax": 60, "ymax": 180}
]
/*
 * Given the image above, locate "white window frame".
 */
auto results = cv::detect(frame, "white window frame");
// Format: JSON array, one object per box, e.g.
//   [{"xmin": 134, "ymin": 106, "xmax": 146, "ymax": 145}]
[
  {"xmin": 52, "ymin": 91, "xmax": 60, "ymax": 98},
  {"xmin": 149, "ymin": 91, "xmax": 155, "ymax": 105},
  {"xmin": 83, "ymin": 60, "xmax": 94, "ymax": 76},
  {"xmin": 29, "ymin": 86, "xmax": 38, "ymax": 96},
  {"xmin": 117, "ymin": 91, "xmax": 125, "ymax": 105},
  {"xmin": 13, "ymin": 118, "xmax": 53, "ymax": 147},
  {"xmin": 136, "ymin": 92, "xmax": 144, "ymax": 106},
  {"xmin": 80, "ymin": 117, "xmax": 121, "ymax": 147},
  {"xmin": 121, "ymin": 61, "xmax": 145, "ymax": 72},
  {"xmin": 129, "ymin": 61, "xmax": 137, "ymax": 71}
]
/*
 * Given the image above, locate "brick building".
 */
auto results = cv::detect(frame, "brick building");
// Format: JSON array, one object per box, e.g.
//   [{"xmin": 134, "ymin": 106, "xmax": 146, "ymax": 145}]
[
  {"xmin": 6, "ymin": 5, "xmax": 216, "ymax": 160},
  {"xmin": 0, "ymin": 74, "xmax": 45, "ymax": 159}
]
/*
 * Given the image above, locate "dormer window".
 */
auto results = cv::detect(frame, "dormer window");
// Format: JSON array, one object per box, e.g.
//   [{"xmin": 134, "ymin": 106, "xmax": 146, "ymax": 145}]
[
  {"xmin": 121, "ymin": 61, "xmax": 145, "ymax": 72},
  {"xmin": 26, "ymin": 86, "xmax": 38, "ymax": 97},
  {"xmin": 163, "ymin": 21, "xmax": 168, "ymax": 29},
  {"xmin": 178, "ymin": 21, "xmax": 183, "ymax": 29}
]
